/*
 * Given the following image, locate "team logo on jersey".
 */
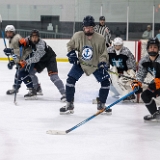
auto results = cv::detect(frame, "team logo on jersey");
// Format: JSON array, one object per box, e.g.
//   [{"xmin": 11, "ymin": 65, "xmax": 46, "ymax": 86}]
[
  {"xmin": 148, "ymin": 67, "xmax": 156, "ymax": 78},
  {"xmin": 112, "ymin": 58, "xmax": 124, "ymax": 68},
  {"xmin": 81, "ymin": 46, "xmax": 93, "ymax": 61}
]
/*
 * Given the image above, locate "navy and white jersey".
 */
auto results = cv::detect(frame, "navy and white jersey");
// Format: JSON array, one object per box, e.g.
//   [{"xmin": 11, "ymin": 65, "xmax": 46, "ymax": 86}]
[
  {"xmin": 25, "ymin": 38, "xmax": 46, "ymax": 65},
  {"xmin": 107, "ymin": 46, "xmax": 136, "ymax": 73},
  {"xmin": 94, "ymin": 24, "xmax": 111, "ymax": 44},
  {"xmin": 136, "ymin": 54, "xmax": 160, "ymax": 83}
]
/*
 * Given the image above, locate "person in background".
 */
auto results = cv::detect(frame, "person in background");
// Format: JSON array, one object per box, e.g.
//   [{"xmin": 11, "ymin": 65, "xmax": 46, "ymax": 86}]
[
  {"xmin": 142, "ymin": 25, "xmax": 152, "ymax": 39},
  {"xmin": 94, "ymin": 16, "xmax": 111, "ymax": 48}
]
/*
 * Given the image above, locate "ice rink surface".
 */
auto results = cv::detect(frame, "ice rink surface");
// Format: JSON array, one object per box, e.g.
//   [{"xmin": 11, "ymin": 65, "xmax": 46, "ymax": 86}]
[{"xmin": 0, "ymin": 61, "xmax": 160, "ymax": 160}]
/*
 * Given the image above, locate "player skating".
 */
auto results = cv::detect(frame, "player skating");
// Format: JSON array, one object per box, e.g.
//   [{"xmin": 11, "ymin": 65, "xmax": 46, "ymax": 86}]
[
  {"xmin": 131, "ymin": 38, "xmax": 160, "ymax": 121},
  {"xmin": 59, "ymin": 15, "xmax": 111, "ymax": 114},
  {"xmin": 3, "ymin": 25, "xmax": 38, "ymax": 99}
]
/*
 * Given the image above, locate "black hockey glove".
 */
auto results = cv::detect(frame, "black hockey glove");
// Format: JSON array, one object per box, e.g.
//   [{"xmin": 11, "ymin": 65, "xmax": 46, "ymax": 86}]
[
  {"xmin": 131, "ymin": 80, "xmax": 143, "ymax": 94},
  {"xmin": 67, "ymin": 50, "xmax": 78, "ymax": 64},
  {"xmin": 3, "ymin": 48, "xmax": 13, "ymax": 56},
  {"xmin": 7, "ymin": 60, "xmax": 15, "ymax": 70}
]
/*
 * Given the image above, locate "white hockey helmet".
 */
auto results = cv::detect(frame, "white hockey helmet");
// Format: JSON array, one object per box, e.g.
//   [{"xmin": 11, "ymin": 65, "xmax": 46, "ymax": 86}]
[
  {"xmin": 5, "ymin": 25, "xmax": 16, "ymax": 32},
  {"xmin": 113, "ymin": 37, "xmax": 123, "ymax": 46}
]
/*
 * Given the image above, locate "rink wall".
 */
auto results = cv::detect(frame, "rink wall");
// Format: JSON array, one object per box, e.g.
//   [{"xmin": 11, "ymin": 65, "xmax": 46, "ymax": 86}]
[{"xmin": 0, "ymin": 38, "xmax": 137, "ymax": 62}]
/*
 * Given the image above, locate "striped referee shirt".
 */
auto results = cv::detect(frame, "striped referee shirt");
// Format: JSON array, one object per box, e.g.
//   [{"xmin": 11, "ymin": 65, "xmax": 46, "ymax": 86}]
[{"xmin": 94, "ymin": 24, "xmax": 111, "ymax": 44}]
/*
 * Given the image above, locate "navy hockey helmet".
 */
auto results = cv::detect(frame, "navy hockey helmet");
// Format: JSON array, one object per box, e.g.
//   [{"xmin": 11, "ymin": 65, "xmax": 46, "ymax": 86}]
[
  {"xmin": 30, "ymin": 29, "xmax": 40, "ymax": 37},
  {"xmin": 82, "ymin": 15, "xmax": 95, "ymax": 27},
  {"xmin": 99, "ymin": 16, "xmax": 105, "ymax": 21},
  {"xmin": 147, "ymin": 37, "xmax": 159, "ymax": 50}
]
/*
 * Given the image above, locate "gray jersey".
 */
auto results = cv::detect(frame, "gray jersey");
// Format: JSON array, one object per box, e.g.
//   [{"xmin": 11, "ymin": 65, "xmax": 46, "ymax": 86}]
[
  {"xmin": 136, "ymin": 54, "xmax": 160, "ymax": 83},
  {"xmin": 25, "ymin": 38, "xmax": 46, "ymax": 65},
  {"xmin": 94, "ymin": 25, "xmax": 111, "ymax": 44}
]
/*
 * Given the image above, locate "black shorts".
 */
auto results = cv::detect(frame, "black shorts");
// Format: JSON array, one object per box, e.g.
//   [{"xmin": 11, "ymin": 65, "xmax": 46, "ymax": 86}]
[{"xmin": 34, "ymin": 56, "xmax": 58, "ymax": 73}]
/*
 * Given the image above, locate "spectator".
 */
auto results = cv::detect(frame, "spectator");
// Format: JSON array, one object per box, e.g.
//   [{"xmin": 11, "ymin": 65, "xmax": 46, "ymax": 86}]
[
  {"xmin": 142, "ymin": 25, "xmax": 152, "ymax": 39},
  {"xmin": 156, "ymin": 29, "xmax": 160, "ymax": 42}
]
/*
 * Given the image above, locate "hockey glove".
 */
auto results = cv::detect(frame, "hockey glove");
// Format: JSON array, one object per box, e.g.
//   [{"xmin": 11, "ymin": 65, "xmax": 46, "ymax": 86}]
[
  {"xmin": 3, "ymin": 48, "xmax": 13, "ymax": 56},
  {"xmin": 131, "ymin": 80, "xmax": 142, "ymax": 94},
  {"xmin": 19, "ymin": 60, "xmax": 27, "ymax": 68},
  {"xmin": 148, "ymin": 78, "xmax": 160, "ymax": 91},
  {"xmin": 7, "ymin": 60, "xmax": 15, "ymax": 70},
  {"xmin": 67, "ymin": 50, "xmax": 78, "ymax": 64},
  {"xmin": 19, "ymin": 38, "xmax": 27, "ymax": 47}
]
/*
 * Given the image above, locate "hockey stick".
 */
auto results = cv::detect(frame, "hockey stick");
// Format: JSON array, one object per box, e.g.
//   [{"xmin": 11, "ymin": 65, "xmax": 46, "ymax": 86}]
[
  {"xmin": 46, "ymin": 88, "xmax": 138, "ymax": 135},
  {"xmin": 14, "ymin": 46, "xmax": 23, "ymax": 105},
  {"xmin": 0, "ymin": 14, "xmax": 10, "ymax": 62}
]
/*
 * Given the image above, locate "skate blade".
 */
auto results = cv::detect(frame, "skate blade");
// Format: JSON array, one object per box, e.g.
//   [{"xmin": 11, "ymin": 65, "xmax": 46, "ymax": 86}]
[
  {"xmin": 144, "ymin": 119, "xmax": 160, "ymax": 123},
  {"xmin": 60, "ymin": 110, "xmax": 74, "ymax": 115},
  {"xmin": 46, "ymin": 130, "xmax": 67, "ymax": 135},
  {"xmin": 24, "ymin": 96, "xmax": 38, "ymax": 100},
  {"xmin": 37, "ymin": 93, "xmax": 43, "ymax": 96}
]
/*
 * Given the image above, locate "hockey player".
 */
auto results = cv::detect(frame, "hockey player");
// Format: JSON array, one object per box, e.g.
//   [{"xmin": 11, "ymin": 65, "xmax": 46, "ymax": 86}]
[
  {"xmin": 94, "ymin": 16, "xmax": 111, "ymax": 48},
  {"xmin": 131, "ymin": 38, "xmax": 160, "ymax": 121},
  {"xmin": 59, "ymin": 15, "xmax": 110, "ymax": 114},
  {"xmin": 21, "ymin": 29, "xmax": 66, "ymax": 101},
  {"xmin": 3, "ymin": 25, "xmax": 37, "ymax": 99},
  {"xmin": 108, "ymin": 37, "xmax": 137, "ymax": 100}
]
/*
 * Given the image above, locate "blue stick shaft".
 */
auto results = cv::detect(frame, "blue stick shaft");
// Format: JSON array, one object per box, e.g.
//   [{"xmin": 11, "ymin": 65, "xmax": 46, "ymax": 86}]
[{"xmin": 66, "ymin": 89, "xmax": 137, "ymax": 134}]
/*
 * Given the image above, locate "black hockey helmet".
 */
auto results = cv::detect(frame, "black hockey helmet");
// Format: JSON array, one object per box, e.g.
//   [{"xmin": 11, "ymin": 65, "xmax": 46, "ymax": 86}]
[
  {"xmin": 147, "ymin": 37, "xmax": 159, "ymax": 50},
  {"xmin": 30, "ymin": 29, "xmax": 40, "ymax": 37},
  {"xmin": 82, "ymin": 15, "xmax": 95, "ymax": 27},
  {"xmin": 99, "ymin": 16, "xmax": 105, "ymax": 21}
]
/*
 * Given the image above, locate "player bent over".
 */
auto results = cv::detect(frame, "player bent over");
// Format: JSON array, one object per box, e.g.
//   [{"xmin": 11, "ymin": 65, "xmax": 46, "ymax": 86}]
[
  {"xmin": 108, "ymin": 37, "xmax": 136, "ymax": 101},
  {"xmin": 60, "ymin": 15, "xmax": 110, "ymax": 114},
  {"xmin": 131, "ymin": 38, "xmax": 160, "ymax": 121}
]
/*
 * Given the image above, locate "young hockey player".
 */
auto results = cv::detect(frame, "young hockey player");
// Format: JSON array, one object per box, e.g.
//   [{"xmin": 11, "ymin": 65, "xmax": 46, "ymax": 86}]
[
  {"xmin": 94, "ymin": 16, "xmax": 111, "ymax": 48},
  {"xmin": 21, "ymin": 29, "xmax": 66, "ymax": 101},
  {"xmin": 108, "ymin": 37, "xmax": 137, "ymax": 100},
  {"xmin": 131, "ymin": 38, "xmax": 160, "ymax": 121},
  {"xmin": 3, "ymin": 25, "xmax": 37, "ymax": 99},
  {"xmin": 59, "ymin": 15, "xmax": 110, "ymax": 114}
]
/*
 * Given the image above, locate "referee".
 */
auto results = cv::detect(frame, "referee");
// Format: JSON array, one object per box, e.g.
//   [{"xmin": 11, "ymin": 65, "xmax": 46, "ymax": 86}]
[{"xmin": 94, "ymin": 16, "xmax": 111, "ymax": 48}]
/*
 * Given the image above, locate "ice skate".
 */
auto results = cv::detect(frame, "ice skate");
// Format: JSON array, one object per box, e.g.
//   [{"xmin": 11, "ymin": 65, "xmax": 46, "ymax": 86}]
[
  {"xmin": 6, "ymin": 88, "xmax": 18, "ymax": 95},
  {"xmin": 60, "ymin": 102, "xmax": 74, "ymax": 115},
  {"xmin": 144, "ymin": 111, "xmax": 160, "ymax": 122},
  {"xmin": 24, "ymin": 88, "xmax": 37, "ymax": 100},
  {"xmin": 97, "ymin": 98, "xmax": 112, "ymax": 115}
]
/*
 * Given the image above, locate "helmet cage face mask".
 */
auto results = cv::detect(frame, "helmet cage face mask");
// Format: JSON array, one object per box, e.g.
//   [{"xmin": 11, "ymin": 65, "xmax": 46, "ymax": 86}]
[{"xmin": 147, "ymin": 38, "xmax": 159, "ymax": 57}]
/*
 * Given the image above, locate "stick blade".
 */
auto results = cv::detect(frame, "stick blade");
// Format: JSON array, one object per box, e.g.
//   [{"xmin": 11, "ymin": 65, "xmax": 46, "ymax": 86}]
[{"xmin": 46, "ymin": 130, "xmax": 67, "ymax": 135}]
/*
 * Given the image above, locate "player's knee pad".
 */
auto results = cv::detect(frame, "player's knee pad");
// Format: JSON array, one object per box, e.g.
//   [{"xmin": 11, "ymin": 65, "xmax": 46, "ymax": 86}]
[{"xmin": 68, "ymin": 64, "xmax": 84, "ymax": 81}]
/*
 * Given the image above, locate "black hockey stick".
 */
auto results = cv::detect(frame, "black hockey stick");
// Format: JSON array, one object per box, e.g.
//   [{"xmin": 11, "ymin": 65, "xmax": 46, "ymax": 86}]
[
  {"xmin": 0, "ymin": 14, "xmax": 10, "ymax": 62},
  {"xmin": 46, "ymin": 88, "xmax": 138, "ymax": 135},
  {"xmin": 14, "ymin": 46, "xmax": 23, "ymax": 105}
]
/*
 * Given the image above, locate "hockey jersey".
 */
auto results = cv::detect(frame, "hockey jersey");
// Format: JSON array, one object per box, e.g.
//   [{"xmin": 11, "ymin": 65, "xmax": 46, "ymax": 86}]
[
  {"xmin": 136, "ymin": 54, "xmax": 160, "ymax": 82},
  {"xmin": 107, "ymin": 46, "xmax": 136, "ymax": 73}
]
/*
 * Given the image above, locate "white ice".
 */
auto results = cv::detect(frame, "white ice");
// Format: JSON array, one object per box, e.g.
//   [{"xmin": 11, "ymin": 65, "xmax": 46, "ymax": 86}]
[{"xmin": 0, "ymin": 61, "xmax": 160, "ymax": 160}]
